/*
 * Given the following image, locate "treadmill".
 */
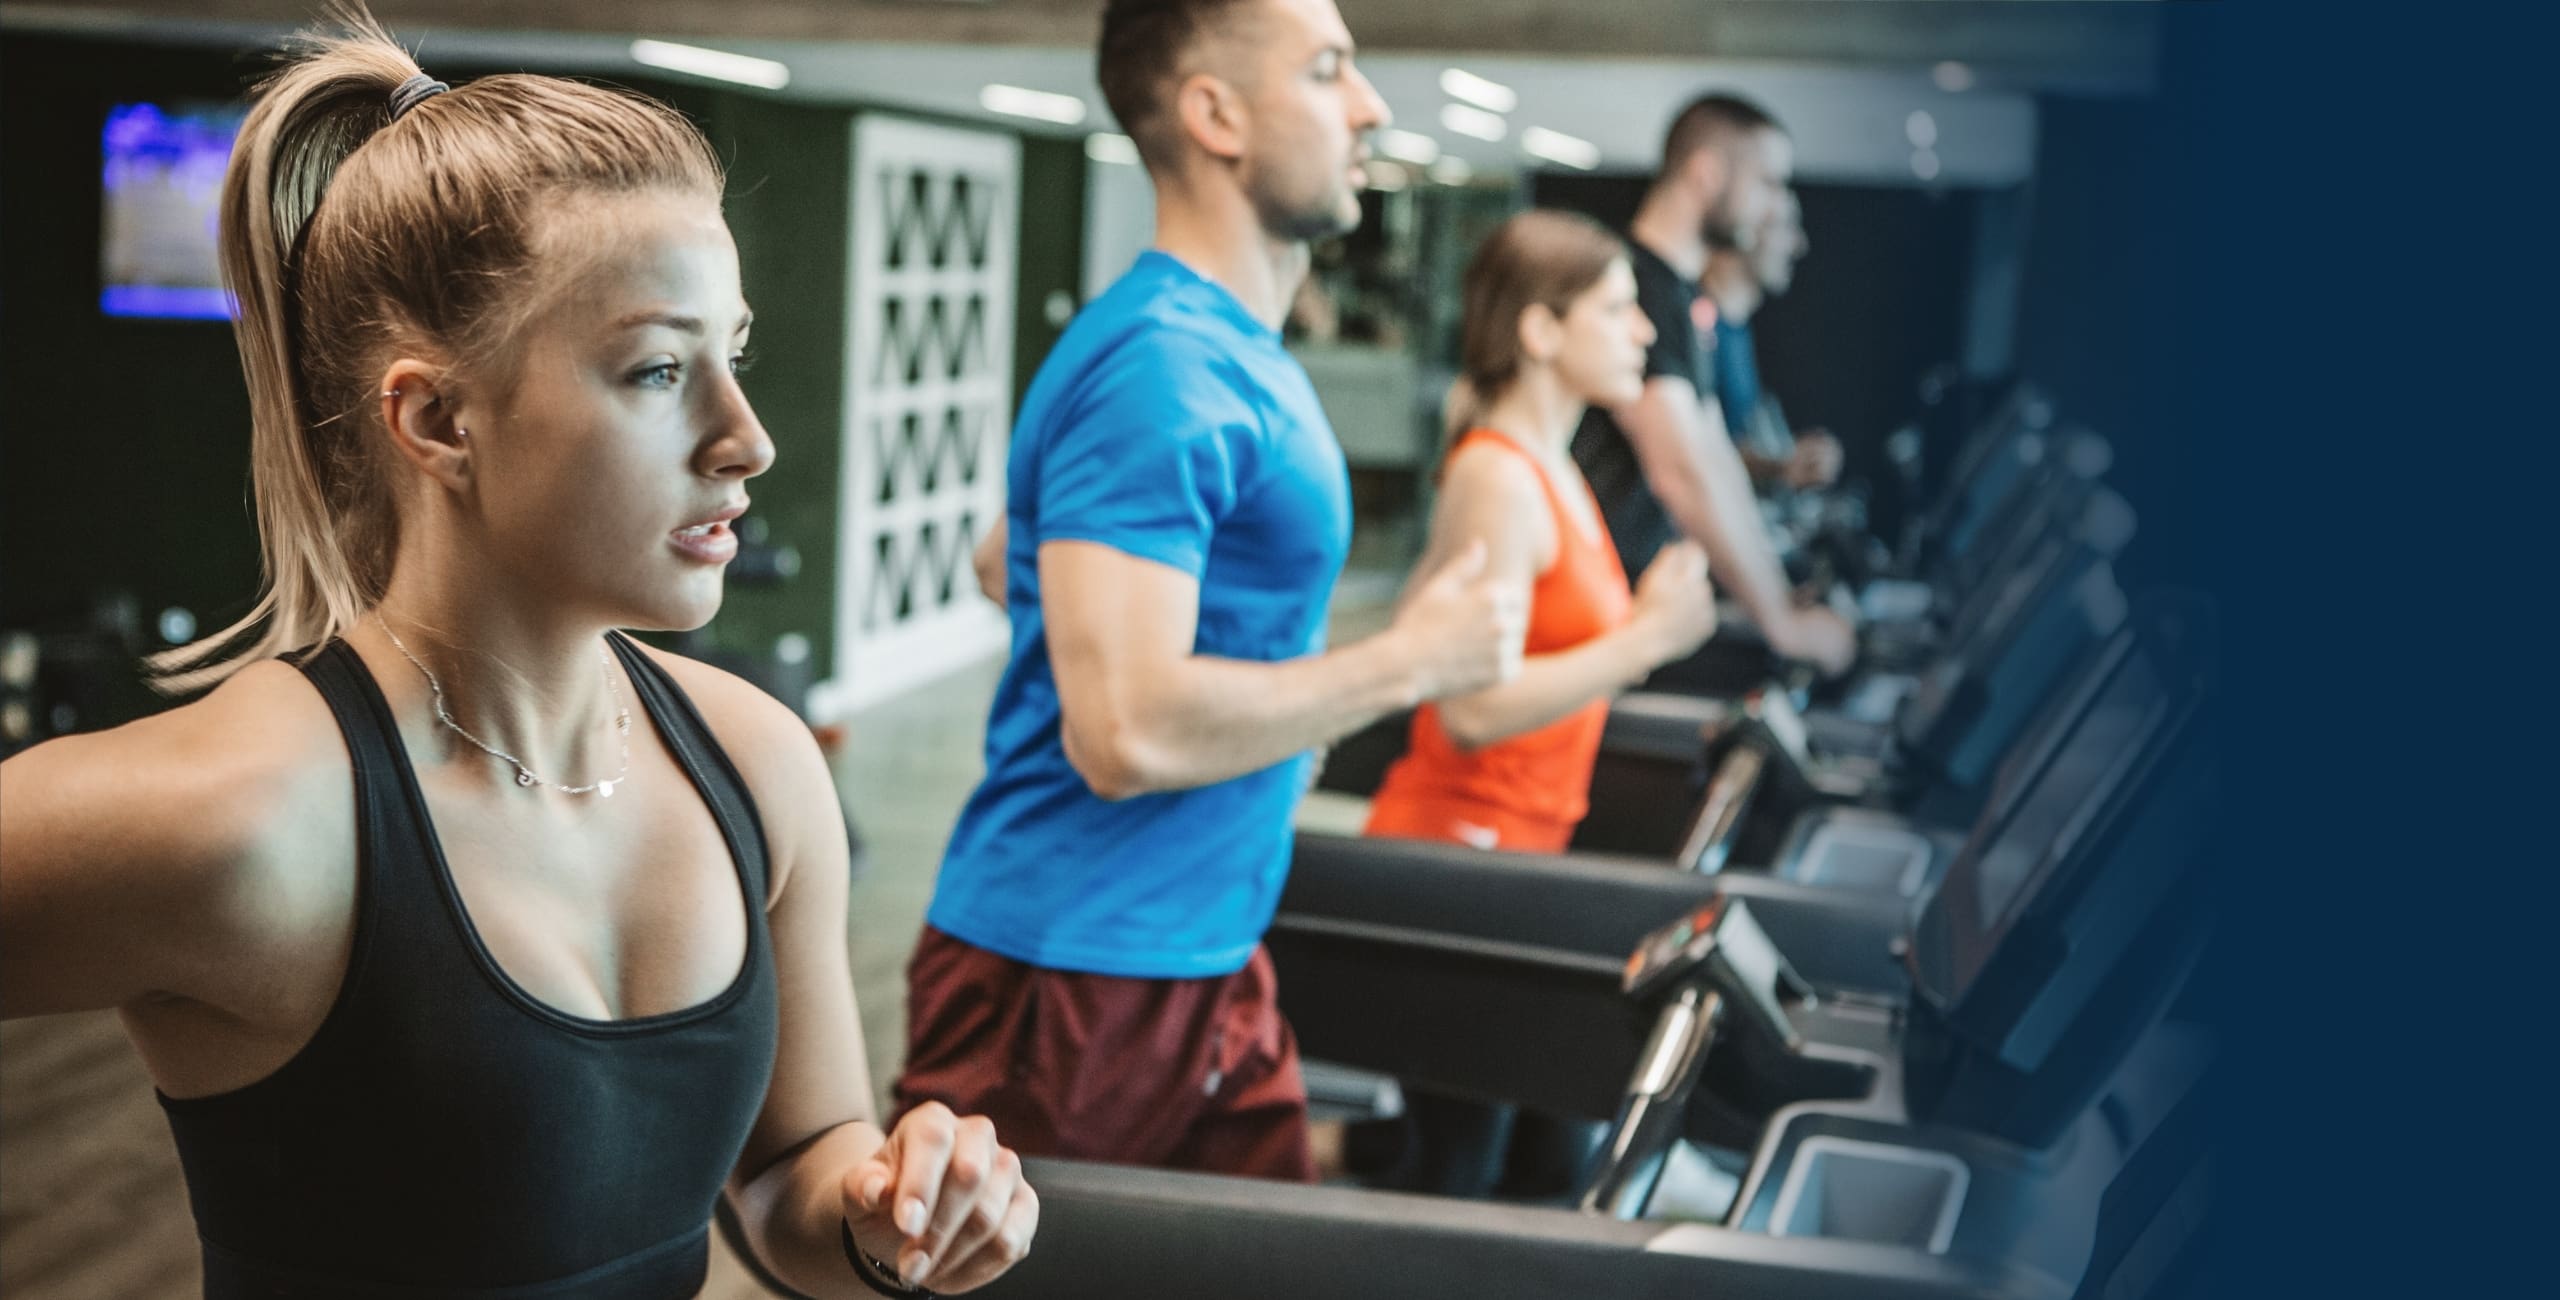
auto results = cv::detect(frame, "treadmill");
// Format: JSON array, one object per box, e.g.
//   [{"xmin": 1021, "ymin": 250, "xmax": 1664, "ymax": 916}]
[
  {"xmin": 1313, "ymin": 497, "xmax": 2140, "ymax": 912},
  {"xmin": 872, "ymin": 594, "xmax": 2221, "ymax": 1299},
  {"xmin": 1578, "ymin": 492, "xmax": 2140, "ymax": 878},
  {"xmin": 1309, "ymin": 384, "xmax": 2116, "ymax": 831},
  {"xmin": 1640, "ymin": 386, "xmax": 2091, "ymax": 701}
]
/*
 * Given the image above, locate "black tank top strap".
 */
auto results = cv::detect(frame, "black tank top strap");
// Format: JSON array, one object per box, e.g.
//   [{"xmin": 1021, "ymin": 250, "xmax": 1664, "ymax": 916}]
[
  {"xmin": 605, "ymin": 634, "xmax": 773, "ymax": 908},
  {"xmin": 287, "ymin": 638, "xmax": 430, "ymax": 955}
]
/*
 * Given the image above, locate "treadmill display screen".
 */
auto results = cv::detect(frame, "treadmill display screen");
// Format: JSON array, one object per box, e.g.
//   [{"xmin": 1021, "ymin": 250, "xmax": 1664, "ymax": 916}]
[
  {"xmin": 1940, "ymin": 562, "xmax": 2123, "ymax": 791},
  {"xmin": 1949, "ymin": 651, "xmax": 2166, "ymax": 995},
  {"xmin": 1943, "ymin": 436, "xmax": 2034, "ymax": 560}
]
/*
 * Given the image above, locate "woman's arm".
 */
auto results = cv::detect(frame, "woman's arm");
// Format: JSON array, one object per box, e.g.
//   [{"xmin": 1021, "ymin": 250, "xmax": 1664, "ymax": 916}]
[
  {"xmin": 1424, "ymin": 450, "xmax": 1716, "ymax": 750},
  {"xmin": 671, "ymin": 656, "xmax": 1033, "ymax": 1296}
]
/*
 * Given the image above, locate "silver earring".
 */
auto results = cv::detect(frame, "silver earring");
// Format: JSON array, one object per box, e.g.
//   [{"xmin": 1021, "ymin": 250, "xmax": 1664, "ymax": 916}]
[
  {"xmin": 383, "ymin": 389, "xmax": 399, "ymax": 399},
  {"xmin": 455, "ymin": 427, "xmax": 469, "ymax": 439}
]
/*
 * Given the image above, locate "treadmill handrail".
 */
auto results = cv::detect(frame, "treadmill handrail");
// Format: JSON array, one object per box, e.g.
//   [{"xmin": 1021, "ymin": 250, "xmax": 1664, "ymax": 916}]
[
  {"xmin": 1003, "ymin": 1155, "xmax": 2058, "ymax": 1299},
  {"xmin": 1282, "ymin": 830, "xmax": 1916, "ymax": 997},
  {"xmin": 1681, "ymin": 744, "xmax": 1769, "ymax": 873}
]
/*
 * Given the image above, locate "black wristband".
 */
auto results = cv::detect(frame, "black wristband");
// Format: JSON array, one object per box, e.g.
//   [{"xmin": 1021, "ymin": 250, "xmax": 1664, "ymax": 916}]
[{"xmin": 842, "ymin": 1219, "xmax": 935, "ymax": 1298}]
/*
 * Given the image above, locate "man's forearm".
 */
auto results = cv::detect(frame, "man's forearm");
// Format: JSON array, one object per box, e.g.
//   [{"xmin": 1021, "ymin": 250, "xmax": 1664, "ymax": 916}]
[
  {"xmin": 1654, "ymin": 433, "xmax": 1796, "ymax": 633},
  {"xmin": 1738, "ymin": 446, "xmax": 1788, "ymax": 490},
  {"xmin": 1094, "ymin": 630, "xmax": 1428, "ymax": 797}
]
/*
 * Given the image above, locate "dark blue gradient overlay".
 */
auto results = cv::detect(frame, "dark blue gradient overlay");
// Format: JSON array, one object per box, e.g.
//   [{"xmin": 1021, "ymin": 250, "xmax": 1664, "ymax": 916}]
[{"xmin": 2158, "ymin": 3, "xmax": 2548, "ymax": 1295}]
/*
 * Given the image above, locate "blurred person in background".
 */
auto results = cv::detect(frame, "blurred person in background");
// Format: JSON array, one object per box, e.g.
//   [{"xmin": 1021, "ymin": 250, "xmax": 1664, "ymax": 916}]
[
  {"xmin": 1706, "ymin": 190, "xmax": 1845, "ymax": 496},
  {"xmin": 1353, "ymin": 210, "xmax": 1718, "ymax": 1199},
  {"xmin": 1571, "ymin": 93, "xmax": 1857, "ymax": 676}
]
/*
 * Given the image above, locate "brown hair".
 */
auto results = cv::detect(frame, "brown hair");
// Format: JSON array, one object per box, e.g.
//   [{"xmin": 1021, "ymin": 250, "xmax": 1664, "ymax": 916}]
[
  {"xmin": 1447, "ymin": 209, "xmax": 1628, "ymax": 438},
  {"xmin": 153, "ymin": 3, "xmax": 723, "ymax": 690}
]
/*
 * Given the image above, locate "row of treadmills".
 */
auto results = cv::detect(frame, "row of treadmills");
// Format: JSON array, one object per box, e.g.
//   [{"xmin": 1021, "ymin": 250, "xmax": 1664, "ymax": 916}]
[{"xmin": 732, "ymin": 384, "xmax": 2219, "ymax": 1298}]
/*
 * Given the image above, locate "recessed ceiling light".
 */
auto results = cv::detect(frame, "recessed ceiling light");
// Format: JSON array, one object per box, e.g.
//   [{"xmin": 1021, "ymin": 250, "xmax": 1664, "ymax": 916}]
[
  {"xmin": 630, "ymin": 40, "xmax": 789, "ymax": 91},
  {"xmin": 1366, "ymin": 160, "xmax": 1409, "ymax": 192},
  {"xmin": 1440, "ymin": 103, "xmax": 1506, "ymax": 143},
  {"xmin": 1906, "ymin": 110, "xmax": 1939, "ymax": 150},
  {"xmin": 1428, "ymin": 157, "xmax": 1474, "ymax": 186},
  {"xmin": 1520, "ymin": 126, "xmax": 1599, "ymax": 170},
  {"xmin": 1933, "ymin": 61, "xmax": 1976, "ymax": 93},
  {"xmin": 1911, "ymin": 148, "xmax": 1942, "ymax": 182},
  {"xmin": 980, "ymin": 84, "xmax": 1088, "ymax": 126},
  {"xmin": 1440, "ymin": 68, "xmax": 1517, "ymax": 114},
  {"xmin": 1085, "ymin": 133, "xmax": 1140, "ymax": 166}
]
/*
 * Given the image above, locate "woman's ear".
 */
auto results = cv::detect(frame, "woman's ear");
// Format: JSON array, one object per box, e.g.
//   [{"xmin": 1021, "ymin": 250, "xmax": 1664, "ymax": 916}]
[
  {"xmin": 1517, "ymin": 303, "xmax": 1564, "ymax": 365},
  {"xmin": 377, "ymin": 359, "xmax": 473, "ymax": 492}
]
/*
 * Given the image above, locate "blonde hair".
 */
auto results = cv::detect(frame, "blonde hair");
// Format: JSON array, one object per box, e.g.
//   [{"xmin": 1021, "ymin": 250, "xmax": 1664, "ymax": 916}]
[{"xmin": 153, "ymin": 3, "xmax": 723, "ymax": 691}]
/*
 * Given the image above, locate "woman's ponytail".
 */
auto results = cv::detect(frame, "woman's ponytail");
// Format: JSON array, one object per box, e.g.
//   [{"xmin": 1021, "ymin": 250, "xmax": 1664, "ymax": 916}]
[{"xmin": 150, "ymin": 7, "xmax": 420, "ymax": 691}]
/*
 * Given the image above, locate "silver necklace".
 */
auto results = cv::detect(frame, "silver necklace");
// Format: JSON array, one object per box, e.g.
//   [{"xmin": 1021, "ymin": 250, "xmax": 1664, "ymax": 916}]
[{"xmin": 374, "ymin": 614, "xmax": 632, "ymax": 798}]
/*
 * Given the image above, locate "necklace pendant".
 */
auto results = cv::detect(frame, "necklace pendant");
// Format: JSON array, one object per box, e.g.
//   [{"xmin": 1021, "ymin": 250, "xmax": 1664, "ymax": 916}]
[
  {"xmin": 515, "ymin": 770, "xmax": 536, "ymax": 788},
  {"xmin": 598, "ymin": 779, "xmax": 617, "ymax": 799}
]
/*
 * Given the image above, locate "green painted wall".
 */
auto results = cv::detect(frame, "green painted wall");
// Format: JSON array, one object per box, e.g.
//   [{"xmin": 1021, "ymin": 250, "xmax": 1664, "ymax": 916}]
[
  {"xmin": 1012, "ymin": 133, "xmax": 1088, "ymax": 408},
  {"xmin": 688, "ymin": 90, "xmax": 855, "ymax": 675}
]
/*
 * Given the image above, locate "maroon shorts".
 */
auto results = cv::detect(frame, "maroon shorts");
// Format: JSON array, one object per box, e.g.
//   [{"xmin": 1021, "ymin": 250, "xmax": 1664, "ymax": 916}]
[{"xmin": 892, "ymin": 926, "xmax": 1315, "ymax": 1182}]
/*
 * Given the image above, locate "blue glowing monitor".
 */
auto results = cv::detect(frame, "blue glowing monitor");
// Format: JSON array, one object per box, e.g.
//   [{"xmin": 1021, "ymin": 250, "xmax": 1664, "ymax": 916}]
[{"xmin": 101, "ymin": 102, "xmax": 245, "ymax": 320}]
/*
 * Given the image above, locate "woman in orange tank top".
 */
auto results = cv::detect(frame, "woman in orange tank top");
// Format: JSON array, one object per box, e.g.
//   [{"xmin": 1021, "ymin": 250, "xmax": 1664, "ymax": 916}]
[{"xmin": 1366, "ymin": 210, "xmax": 1720, "ymax": 854}]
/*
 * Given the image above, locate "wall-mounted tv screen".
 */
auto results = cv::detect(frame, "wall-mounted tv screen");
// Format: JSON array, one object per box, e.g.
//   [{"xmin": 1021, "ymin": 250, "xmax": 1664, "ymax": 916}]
[{"xmin": 101, "ymin": 101, "xmax": 245, "ymax": 320}]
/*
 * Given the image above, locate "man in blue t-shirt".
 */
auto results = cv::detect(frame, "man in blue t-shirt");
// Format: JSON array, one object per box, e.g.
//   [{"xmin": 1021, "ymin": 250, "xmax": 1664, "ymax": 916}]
[{"xmin": 895, "ymin": 0, "xmax": 1523, "ymax": 1181}]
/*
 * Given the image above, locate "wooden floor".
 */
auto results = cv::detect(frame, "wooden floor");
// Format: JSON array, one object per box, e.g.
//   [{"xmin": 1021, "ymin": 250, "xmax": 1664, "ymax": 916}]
[{"xmin": 0, "ymin": 657, "xmax": 1003, "ymax": 1299}]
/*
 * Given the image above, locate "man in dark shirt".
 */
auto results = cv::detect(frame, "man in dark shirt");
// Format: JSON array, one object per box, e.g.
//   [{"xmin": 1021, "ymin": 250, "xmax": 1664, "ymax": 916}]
[{"xmin": 1571, "ymin": 94, "xmax": 1856, "ymax": 675}]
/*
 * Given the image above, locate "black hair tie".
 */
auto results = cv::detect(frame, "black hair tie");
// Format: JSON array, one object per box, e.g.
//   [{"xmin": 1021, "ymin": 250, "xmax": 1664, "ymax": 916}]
[{"xmin": 388, "ymin": 73, "xmax": 449, "ymax": 121}]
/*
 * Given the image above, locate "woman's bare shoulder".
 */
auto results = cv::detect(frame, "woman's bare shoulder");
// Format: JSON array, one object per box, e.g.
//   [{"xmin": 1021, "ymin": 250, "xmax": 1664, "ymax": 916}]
[
  {"xmin": 8, "ymin": 659, "xmax": 356, "ymax": 883},
  {"xmin": 0, "ymin": 658, "xmax": 357, "ymax": 1016}
]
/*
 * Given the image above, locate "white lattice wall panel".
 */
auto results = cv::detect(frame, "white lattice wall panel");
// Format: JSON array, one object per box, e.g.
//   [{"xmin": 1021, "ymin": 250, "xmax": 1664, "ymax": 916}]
[{"xmin": 835, "ymin": 116, "xmax": 1019, "ymax": 707}]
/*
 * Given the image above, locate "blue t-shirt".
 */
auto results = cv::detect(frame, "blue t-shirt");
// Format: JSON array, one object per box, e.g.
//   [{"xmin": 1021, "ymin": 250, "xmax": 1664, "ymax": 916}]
[
  {"xmin": 925, "ymin": 252, "xmax": 1353, "ymax": 978},
  {"xmin": 1712, "ymin": 316, "xmax": 1762, "ymax": 440}
]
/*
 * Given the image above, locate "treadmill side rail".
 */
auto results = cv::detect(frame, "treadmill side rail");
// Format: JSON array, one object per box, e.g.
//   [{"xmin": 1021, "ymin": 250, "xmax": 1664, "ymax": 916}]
[{"xmin": 991, "ymin": 1157, "xmax": 2056, "ymax": 1300}]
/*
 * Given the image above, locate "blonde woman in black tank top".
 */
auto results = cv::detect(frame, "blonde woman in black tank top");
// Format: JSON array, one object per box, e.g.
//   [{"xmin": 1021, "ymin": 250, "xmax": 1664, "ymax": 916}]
[{"xmin": 0, "ymin": 8, "xmax": 1034, "ymax": 1297}]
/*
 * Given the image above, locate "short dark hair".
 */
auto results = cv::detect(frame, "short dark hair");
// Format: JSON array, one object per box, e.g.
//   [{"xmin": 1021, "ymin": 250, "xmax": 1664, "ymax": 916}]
[
  {"xmin": 1660, "ymin": 92, "xmax": 1783, "ymax": 176},
  {"xmin": 1096, "ymin": 0, "xmax": 1259, "ymax": 168}
]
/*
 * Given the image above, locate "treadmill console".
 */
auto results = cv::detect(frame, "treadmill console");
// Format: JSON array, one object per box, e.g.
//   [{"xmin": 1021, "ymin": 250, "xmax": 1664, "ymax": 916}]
[
  {"xmin": 1622, "ymin": 897, "xmax": 1727, "ymax": 999},
  {"xmin": 1622, "ymin": 895, "xmax": 1806, "ymax": 1049}
]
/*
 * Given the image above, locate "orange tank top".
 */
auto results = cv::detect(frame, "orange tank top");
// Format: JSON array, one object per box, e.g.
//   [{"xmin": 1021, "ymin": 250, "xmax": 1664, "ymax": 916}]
[{"xmin": 1363, "ymin": 429, "xmax": 1633, "ymax": 853}]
